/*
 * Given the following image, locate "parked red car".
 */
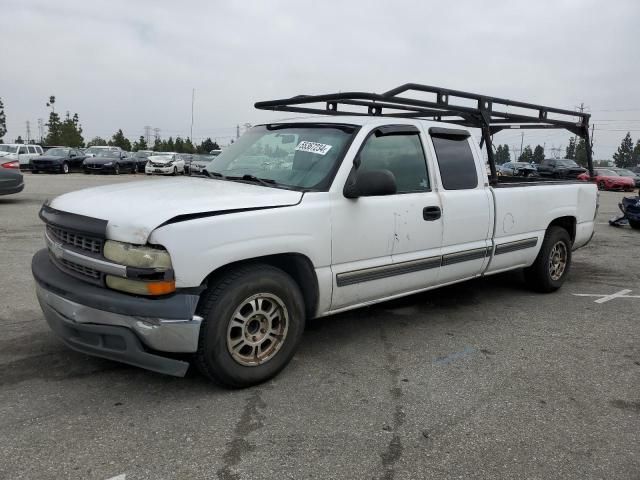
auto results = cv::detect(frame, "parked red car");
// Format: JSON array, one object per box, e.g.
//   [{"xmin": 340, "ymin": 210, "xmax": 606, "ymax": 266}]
[{"xmin": 577, "ymin": 169, "xmax": 635, "ymax": 191}]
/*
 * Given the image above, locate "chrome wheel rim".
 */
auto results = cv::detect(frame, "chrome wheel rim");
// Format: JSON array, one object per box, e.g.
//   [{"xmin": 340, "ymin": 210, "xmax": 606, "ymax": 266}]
[
  {"xmin": 549, "ymin": 241, "xmax": 568, "ymax": 281},
  {"xmin": 63, "ymin": 164, "xmax": 69, "ymax": 173},
  {"xmin": 226, "ymin": 293, "xmax": 289, "ymax": 366}
]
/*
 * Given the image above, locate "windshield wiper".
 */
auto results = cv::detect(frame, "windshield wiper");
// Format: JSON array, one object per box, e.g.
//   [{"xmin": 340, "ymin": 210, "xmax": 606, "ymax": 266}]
[
  {"xmin": 203, "ymin": 170, "xmax": 226, "ymax": 179},
  {"xmin": 227, "ymin": 174, "xmax": 277, "ymax": 188}
]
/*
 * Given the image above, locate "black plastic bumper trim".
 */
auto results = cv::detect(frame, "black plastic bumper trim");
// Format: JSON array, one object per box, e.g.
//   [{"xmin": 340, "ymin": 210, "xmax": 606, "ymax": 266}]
[
  {"xmin": 42, "ymin": 303, "xmax": 189, "ymax": 377},
  {"xmin": 32, "ymin": 249, "xmax": 199, "ymax": 320}
]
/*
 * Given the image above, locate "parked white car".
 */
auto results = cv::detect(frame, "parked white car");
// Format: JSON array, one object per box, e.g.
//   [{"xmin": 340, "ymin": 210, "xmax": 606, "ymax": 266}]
[
  {"xmin": 31, "ymin": 84, "xmax": 598, "ymax": 388},
  {"xmin": 0, "ymin": 144, "xmax": 44, "ymax": 169},
  {"xmin": 144, "ymin": 152, "xmax": 184, "ymax": 175}
]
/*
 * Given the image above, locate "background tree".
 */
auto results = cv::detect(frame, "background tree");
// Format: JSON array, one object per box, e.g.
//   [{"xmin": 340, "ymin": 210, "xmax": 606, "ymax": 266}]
[
  {"xmin": 14, "ymin": 135, "xmax": 24, "ymax": 144},
  {"xmin": 86, "ymin": 136, "xmax": 107, "ymax": 147},
  {"xmin": 197, "ymin": 138, "xmax": 219, "ymax": 153},
  {"xmin": 109, "ymin": 129, "xmax": 132, "ymax": 151},
  {"xmin": 132, "ymin": 136, "xmax": 148, "ymax": 151},
  {"xmin": 633, "ymin": 140, "xmax": 640, "ymax": 165},
  {"xmin": 613, "ymin": 132, "xmax": 634, "ymax": 168},
  {"xmin": 0, "ymin": 97, "xmax": 7, "ymax": 142},
  {"xmin": 532, "ymin": 144, "xmax": 545, "ymax": 164},
  {"xmin": 183, "ymin": 137, "xmax": 196, "ymax": 154},
  {"xmin": 494, "ymin": 144, "xmax": 510, "ymax": 164},
  {"xmin": 153, "ymin": 137, "xmax": 162, "ymax": 151},
  {"xmin": 174, "ymin": 136, "xmax": 185, "ymax": 153},
  {"xmin": 565, "ymin": 137, "xmax": 576, "ymax": 159},
  {"xmin": 518, "ymin": 145, "xmax": 533, "ymax": 163},
  {"xmin": 575, "ymin": 138, "xmax": 588, "ymax": 167},
  {"xmin": 59, "ymin": 111, "xmax": 84, "ymax": 147},
  {"xmin": 44, "ymin": 96, "xmax": 63, "ymax": 145}
]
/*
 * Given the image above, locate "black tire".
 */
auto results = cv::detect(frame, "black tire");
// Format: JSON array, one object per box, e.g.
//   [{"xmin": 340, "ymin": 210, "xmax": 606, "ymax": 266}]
[
  {"xmin": 32, "ymin": 170, "xmax": 39, "ymax": 174},
  {"xmin": 114, "ymin": 163, "xmax": 120, "ymax": 175},
  {"xmin": 195, "ymin": 265, "xmax": 305, "ymax": 388},
  {"xmin": 629, "ymin": 219, "xmax": 640, "ymax": 230},
  {"xmin": 61, "ymin": 162, "xmax": 69, "ymax": 174},
  {"xmin": 598, "ymin": 181, "xmax": 606, "ymax": 191},
  {"xmin": 83, "ymin": 170, "xmax": 90, "ymax": 174},
  {"xmin": 524, "ymin": 226, "xmax": 572, "ymax": 293},
  {"xmin": 172, "ymin": 166, "xmax": 178, "ymax": 176},
  {"xmin": 132, "ymin": 164, "xmax": 138, "ymax": 174}
]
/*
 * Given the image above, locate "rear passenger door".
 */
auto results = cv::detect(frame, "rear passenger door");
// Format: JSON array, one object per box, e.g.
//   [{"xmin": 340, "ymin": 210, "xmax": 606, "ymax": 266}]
[
  {"xmin": 330, "ymin": 125, "xmax": 443, "ymax": 310},
  {"xmin": 428, "ymin": 128, "xmax": 492, "ymax": 284}
]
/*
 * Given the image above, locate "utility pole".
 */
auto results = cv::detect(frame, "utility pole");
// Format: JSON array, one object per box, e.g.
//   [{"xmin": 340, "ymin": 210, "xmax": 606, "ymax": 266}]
[
  {"xmin": 190, "ymin": 89, "xmax": 195, "ymax": 141},
  {"xmin": 236, "ymin": 124, "xmax": 240, "ymax": 140},
  {"xmin": 519, "ymin": 132, "xmax": 524, "ymax": 160},
  {"xmin": 37, "ymin": 118, "xmax": 44, "ymax": 143},
  {"xmin": 26, "ymin": 121, "xmax": 31, "ymax": 144},
  {"xmin": 144, "ymin": 125, "xmax": 151, "ymax": 145}
]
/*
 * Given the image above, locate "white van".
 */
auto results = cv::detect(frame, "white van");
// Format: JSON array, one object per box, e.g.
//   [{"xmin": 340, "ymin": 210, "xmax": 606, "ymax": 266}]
[{"xmin": 0, "ymin": 144, "xmax": 44, "ymax": 169}]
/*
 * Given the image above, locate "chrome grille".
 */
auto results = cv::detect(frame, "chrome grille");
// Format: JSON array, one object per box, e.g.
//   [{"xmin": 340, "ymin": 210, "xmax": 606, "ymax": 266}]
[
  {"xmin": 152, "ymin": 162, "xmax": 167, "ymax": 168},
  {"xmin": 60, "ymin": 258, "xmax": 101, "ymax": 280},
  {"xmin": 47, "ymin": 225, "xmax": 103, "ymax": 255}
]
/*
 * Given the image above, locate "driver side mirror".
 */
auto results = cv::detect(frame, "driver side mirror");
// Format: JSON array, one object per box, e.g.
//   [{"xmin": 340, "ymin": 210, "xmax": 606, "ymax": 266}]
[{"xmin": 344, "ymin": 169, "xmax": 397, "ymax": 199}]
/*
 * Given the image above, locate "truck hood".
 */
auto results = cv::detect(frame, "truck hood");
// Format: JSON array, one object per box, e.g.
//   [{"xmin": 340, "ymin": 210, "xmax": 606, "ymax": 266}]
[{"xmin": 49, "ymin": 177, "xmax": 303, "ymax": 243}]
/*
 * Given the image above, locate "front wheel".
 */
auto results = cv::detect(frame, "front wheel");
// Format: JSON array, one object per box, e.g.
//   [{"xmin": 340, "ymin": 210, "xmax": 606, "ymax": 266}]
[
  {"xmin": 524, "ymin": 226, "xmax": 572, "ymax": 292},
  {"xmin": 598, "ymin": 181, "xmax": 606, "ymax": 191},
  {"xmin": 61, "ymin": 162, "xmax": 70, "ymax": 174},
  {"xmin": 172, "ymin": 166, "xmax": 178, "ymax": 176},
  {"xmin": 113, "ymin": 163, "xmax": 120, "ymax": 175},
  {"xmin": 195, "ymin": 265, "xmax": 305, "ymax": 388},
  {"xmin": 629, "ymin": 219, "xmax": 640, "ymax": 230}
]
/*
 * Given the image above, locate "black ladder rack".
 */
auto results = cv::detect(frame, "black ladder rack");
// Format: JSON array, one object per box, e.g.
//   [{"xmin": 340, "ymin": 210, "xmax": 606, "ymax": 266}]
[{"xmin": 254, "ymin": 83, "xmax": 594, "ymax": 183}]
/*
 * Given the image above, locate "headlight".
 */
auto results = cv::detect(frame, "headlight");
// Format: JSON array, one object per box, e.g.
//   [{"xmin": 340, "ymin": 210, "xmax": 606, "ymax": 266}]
[
  {"xmin": 104, "ymin": 240, "xmax": 175, "ymax": 295},
  {"xmin": 104, "ymin": 162, "xmax": 113, "ymax": 166},
  {"xmin": 146, "ymin": 161, "xmax": 151, "ymax": 166}
]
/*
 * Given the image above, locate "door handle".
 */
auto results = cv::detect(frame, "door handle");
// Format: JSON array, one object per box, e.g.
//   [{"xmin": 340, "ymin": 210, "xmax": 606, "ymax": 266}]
[{"xmin": 423, "ymin": 206, "xmax": 441, "ymax": 221}]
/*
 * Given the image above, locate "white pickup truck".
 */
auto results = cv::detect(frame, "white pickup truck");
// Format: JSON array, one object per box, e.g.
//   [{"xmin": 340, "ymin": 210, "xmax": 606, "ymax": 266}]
[{"xmin": 32, "ymin": 85, "xmax": 598, "ymax": 387}]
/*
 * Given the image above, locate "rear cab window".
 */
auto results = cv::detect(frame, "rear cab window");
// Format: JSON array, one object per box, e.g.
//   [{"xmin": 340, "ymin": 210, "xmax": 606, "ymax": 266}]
[{"xmin": 429, "ymin": 127, "xmax": 478, "ymax": 190}]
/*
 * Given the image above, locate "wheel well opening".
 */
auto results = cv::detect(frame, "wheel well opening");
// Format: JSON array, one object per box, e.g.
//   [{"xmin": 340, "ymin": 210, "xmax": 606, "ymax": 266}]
[
  {"xmin": 549, "ymin": 216, "xmax": 576, "ymax": 243},
  {"xmin": 202, "ymin": 254, "xmax": 319, "ymax": 319}
]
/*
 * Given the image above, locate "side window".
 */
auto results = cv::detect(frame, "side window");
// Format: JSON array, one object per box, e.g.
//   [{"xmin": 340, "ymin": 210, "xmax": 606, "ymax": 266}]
[
  {"xmin": 27, "ymin": 145, "xmax": 36, "ymax": 154},
  {"xmin": 431, "ymin": 135, "xmax": 478, "ymax": 190},
  {"xmin": 358, "ymin": 132, "xmax": 429, "ymax": 193},
  {"xmin": 18, "ymin": 146, "xmax": 27, "ymax": 155}
]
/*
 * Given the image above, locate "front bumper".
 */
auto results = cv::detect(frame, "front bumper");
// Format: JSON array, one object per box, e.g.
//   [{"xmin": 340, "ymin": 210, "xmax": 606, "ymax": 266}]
[
  {"xmin": 32, "ymin": 249, "xmax": 203, "ymax": 377},
  {"xmin": 145, "ymin": 164, "xmax": 175, "ymax": 175},
  {"xmin": 32, "ymin": 163, "xmax": 62, "ymax": 172}
]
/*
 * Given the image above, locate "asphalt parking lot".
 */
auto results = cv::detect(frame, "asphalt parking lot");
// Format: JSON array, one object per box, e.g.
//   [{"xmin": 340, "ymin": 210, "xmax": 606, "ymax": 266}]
[{"xmin": 1, "ymin": 173, "xmax": 639, "ymax": 480}]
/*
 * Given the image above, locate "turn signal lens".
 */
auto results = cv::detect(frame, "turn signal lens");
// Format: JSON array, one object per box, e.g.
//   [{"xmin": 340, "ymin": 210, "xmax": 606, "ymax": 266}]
[{"xmin": 106, "ymin": 276, "xmax": 176, "ymax": 296}]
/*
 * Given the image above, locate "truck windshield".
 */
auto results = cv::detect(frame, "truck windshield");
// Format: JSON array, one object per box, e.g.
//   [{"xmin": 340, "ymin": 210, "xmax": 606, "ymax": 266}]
[{"xmin": 207, "ymin": 124, "xmax": 356, "ymax": 190}]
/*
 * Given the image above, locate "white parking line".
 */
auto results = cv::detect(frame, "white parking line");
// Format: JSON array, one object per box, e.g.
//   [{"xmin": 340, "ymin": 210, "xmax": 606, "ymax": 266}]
[
  {"xmin": 573, "ymin": 288, "xmax": 640, "ymax": 303},
  {"xmin": 106, "ymin": 475, "xmax": 126, "ymax": 480}
]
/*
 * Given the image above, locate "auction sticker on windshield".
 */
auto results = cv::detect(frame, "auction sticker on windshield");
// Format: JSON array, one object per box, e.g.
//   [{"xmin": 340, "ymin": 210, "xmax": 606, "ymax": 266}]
[{"xmin": 295, "ymin": 141, "xmax": 332, "ymax": 155}]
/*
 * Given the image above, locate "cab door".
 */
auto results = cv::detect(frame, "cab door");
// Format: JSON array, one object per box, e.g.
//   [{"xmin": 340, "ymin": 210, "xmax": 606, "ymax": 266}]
[
  {"xmin": 427, "ymin": 127, "xmax": 492, "ymax": 284},
  {"xmin": 330, "ymin": 125, "xmax": 443, "ymax": 310}
]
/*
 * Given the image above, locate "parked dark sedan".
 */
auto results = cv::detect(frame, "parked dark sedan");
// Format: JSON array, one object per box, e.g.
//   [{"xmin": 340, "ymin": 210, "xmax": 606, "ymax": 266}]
[
  {"xmin": 31, "ymin": 147, "xmax": 86, "ymax": 174},
  {"xmin": 131, "ymin": 150, "xmax": 155, "ymax": 172},
  {"xmin": 83, "ymin": 150, "xmax": 137, "ymax": 174},
  {"xmin": 536, "ymin": 158, "xmax": 587, "ymax": 178},
  {"xmin": 0, "ymin": 159, "xmax": 25, "ymax": 196}
]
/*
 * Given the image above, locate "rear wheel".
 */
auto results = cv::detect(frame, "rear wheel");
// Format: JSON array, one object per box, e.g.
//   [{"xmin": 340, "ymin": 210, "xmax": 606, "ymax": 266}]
[
  {"xmin": 195, "ymin": 265, "xmax": 305, "ymax": 388},
  {"xmin": 524, "ymin": 226, "xmax": 572, "ymax": 292}
]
